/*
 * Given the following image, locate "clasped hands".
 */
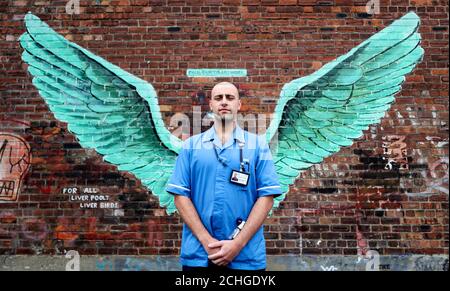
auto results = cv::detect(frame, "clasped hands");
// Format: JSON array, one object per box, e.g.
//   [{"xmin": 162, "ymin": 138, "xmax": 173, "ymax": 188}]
[{"xmin": 204, "ymin": 238, "xmax": 244, "ymax": 266}]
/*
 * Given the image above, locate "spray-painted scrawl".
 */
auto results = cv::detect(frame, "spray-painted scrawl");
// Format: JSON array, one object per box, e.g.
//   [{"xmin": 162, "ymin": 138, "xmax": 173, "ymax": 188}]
[
  {"xmin": 0, "ymin": 133, "xmax": 32, "ymax": 202},
  {"xmin": 19, "ymin": 12, "xmax": 424, "ymax": 214}
]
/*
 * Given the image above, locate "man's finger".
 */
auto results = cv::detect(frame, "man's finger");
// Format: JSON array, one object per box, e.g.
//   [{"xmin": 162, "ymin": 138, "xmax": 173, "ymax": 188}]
[
  {"xmin": 208, "ymin": 251, "xmax": 224, "ymax": 260},
  {"xmin": 212, "ymin": 258, "xmax": 223, "ymax": 265},
  {"xmin": 213, "ymin": 257, "xmax": 229, "ymax": 266},
  {"xmin": 208, "ymin": 241, "xmax": 223, "ymax": 248}
]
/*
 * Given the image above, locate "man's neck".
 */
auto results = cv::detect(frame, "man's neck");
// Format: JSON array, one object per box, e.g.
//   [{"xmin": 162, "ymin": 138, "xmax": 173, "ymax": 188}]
[{"xmin": 214, "ymin": 119, "xmax": 236, "ymax": 146}]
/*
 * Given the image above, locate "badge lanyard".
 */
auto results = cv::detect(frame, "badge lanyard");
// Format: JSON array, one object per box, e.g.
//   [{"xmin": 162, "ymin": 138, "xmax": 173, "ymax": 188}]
[
  {"xmin": 213, "ymin": 140, "xmax": 248, "ymax": 173},
  {"xmin": 238, "ymin": 142, "xmax": 246, "ymax": 172}
]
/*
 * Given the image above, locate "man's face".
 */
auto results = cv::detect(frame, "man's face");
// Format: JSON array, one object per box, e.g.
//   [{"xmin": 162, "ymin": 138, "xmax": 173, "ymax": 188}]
[{"xmin": 210, "ymin": 82, "xmax": 241, "ymax": 122}]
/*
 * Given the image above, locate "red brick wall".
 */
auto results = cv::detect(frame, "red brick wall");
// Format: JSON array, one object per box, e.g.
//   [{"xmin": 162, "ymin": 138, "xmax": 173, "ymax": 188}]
[{"xmin": 0, "ymin": 0, "xmax": 448, "ymax": 256}]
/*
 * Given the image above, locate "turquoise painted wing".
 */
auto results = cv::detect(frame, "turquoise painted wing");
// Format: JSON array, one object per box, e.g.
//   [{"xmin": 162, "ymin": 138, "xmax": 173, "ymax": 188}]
[
  {"xmin": 20, "ymin": 13, "xmax": 183, "ymax": 214},
  {"xmin": 267, "ymin": 12, "xmax": 424, "ymax": 208}
]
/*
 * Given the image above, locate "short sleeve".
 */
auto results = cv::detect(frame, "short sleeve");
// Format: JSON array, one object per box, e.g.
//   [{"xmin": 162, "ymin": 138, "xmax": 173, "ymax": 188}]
[
  {"xmin": 255, "ymin": 136, "xmax": 283, "ymax": 198},
  {"xmin": 165, "ymin": 140, "xmax": 192, "ymax": 197}
]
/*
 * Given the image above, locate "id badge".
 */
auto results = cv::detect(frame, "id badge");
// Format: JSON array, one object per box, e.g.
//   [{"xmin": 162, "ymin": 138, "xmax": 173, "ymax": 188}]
[{"xmin": 230, "ymin": 170, "xmax": 249, "ymax": 186}]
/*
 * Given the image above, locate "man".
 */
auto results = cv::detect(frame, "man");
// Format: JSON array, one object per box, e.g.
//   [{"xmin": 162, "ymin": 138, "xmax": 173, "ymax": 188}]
[{"xmin": 165, "ymin": 82, "xmax": 282, "ymax": 271}]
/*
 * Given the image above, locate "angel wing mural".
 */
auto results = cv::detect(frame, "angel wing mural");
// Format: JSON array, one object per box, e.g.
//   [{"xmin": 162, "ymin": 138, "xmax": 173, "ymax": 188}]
[{"xmin": 19, "ymin": 12, "xmax": 424, "ymax": 214}]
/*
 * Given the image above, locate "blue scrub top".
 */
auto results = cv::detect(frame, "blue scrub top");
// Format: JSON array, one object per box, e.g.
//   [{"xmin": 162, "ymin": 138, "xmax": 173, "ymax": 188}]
[{"xmin": 165, "ymin": 125, "xmax": 283, "ymax": 270}]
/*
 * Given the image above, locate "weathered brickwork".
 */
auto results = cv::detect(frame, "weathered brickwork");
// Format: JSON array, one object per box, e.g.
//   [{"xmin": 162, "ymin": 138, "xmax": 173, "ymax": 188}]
[{"xmin": 0, "ymin": 0, "xmax": 448, "ymax": 262}]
